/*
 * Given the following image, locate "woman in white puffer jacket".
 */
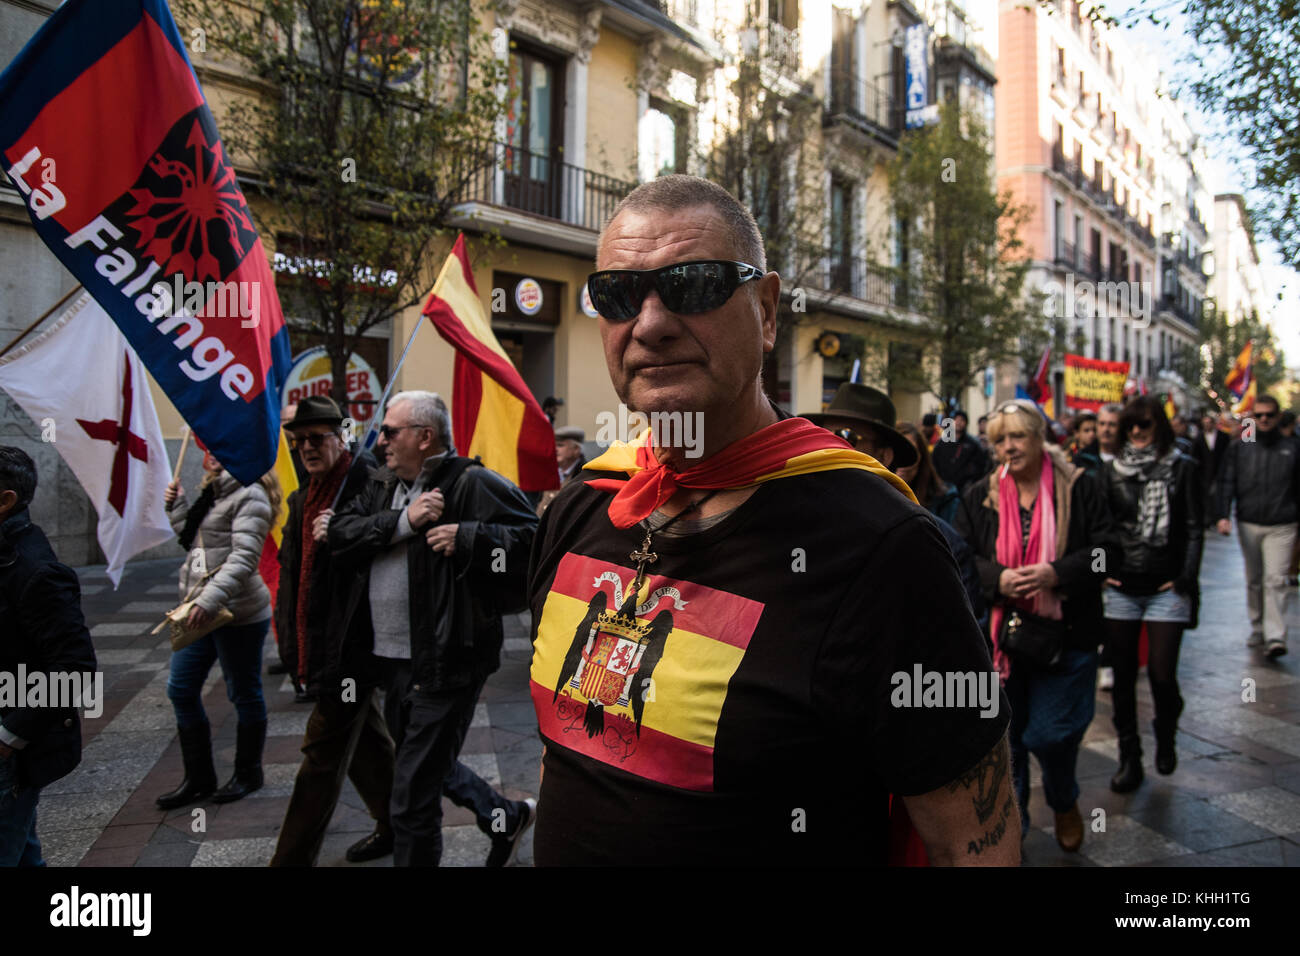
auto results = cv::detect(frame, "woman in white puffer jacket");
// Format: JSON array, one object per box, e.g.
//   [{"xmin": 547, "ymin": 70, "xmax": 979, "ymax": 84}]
[{"xmin": 156, "ymin": 443, "xmax": 281, "ymax": 810}]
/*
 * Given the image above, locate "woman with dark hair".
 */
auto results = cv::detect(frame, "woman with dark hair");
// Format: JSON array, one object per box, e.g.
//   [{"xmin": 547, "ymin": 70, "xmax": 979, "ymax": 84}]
[
  {"xmin": 1101, "ymin": 395, "xmax": 1204, "ymax": 792},
  {"xmin": 897, "ymin": 422, "xmax": 960, "ymax": 524},
  {"xmin": 955, "ymin": 400, "xmax": 1117, "ymax": 852}
]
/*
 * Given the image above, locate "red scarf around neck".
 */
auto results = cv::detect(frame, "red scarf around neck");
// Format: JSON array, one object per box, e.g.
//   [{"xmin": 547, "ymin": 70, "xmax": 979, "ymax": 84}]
[{"xmin": 295, "ymin": 450, "xmax": 351, "ymax": 683}]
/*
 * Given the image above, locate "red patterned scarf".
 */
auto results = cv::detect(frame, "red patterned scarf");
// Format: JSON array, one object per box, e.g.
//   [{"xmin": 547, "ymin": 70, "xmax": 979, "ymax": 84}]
[{"xmin": 295, "ymin": 450, "xmax": 351, "ymax": 683}]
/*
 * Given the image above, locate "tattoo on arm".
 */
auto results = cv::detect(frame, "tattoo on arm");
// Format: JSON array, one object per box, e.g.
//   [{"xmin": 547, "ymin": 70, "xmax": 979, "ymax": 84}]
[{"xmin": 944, "ymin": 736, "xmax": 1008, "ymax": 824}]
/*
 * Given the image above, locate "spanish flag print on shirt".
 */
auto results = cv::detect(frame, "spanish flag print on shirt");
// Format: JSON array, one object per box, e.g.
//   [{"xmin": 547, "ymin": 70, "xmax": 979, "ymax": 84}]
[{"xmin": 530, "ymin": 551, "xmax": 764, "ymax": 791}]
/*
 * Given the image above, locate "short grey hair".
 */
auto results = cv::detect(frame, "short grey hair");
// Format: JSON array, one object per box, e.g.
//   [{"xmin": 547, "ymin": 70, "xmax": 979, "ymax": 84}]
[
  {"xmin": 1099, "ymin": 403, "xmax": 1123, "ymax": 417},
  {"xmin": 389, "ymin": 390, "xmax": 453, "ymax": 451},
  {"xmin": 601, "ymin": 174, "xmax": 766, "ymax": 270}
]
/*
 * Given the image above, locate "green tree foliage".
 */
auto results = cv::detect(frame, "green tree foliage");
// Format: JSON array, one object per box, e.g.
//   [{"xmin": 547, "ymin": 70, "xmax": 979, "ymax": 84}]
[
  {"xmin": 174, "ymin": 0, "xmax": 505, "ymax": 401},
  {"xmin": 1120, "ymin": 0, "xmax": 1300, "ymax": 268},
  {"xmin": 885, "ymin": 100, "xmax": 1042, "ymax": 408},
  {"xmin": 1199, "ymin": 305, "xmax": 1287, "ymax": 399}
]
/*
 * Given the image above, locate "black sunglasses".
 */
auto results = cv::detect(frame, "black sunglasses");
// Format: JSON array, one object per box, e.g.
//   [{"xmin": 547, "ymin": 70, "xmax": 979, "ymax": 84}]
[
  {"xmin": 1257, "ymin": 411, "xmax": 1278, "ymax": 420},
  {"xmin": 586, "ymin": 260, "xmax": 763, "ymax": 321},
  {"xmin": 378, "ymin": 424, "xmax": 427, "ymax": 440},
  {"xmin": 1130, "ymin": 419, "xmax": 1154, "ymax": 430},
  {"xmin": 288, "ymin": 432, "xmax": 337, "ymax": 449}
]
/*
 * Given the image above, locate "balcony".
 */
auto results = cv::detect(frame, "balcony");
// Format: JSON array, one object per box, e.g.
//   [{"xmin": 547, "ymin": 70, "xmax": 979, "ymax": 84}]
[
  {"xmin": 1055, "ymin": 239, "xmax": 1077, "ymax": 270},
  {"xmin": 822, "ymin": 252, "xmax": 912, "ymax": 311},
  {"xmin": 452, "ymin": 142, "xmax": 635, "ymax": 253},
  {"xmin": 826, "ymin": 70, "xmax": 902, "ymax": 141},
  {"xmin": 740, "ymin": 19, "xmax": 800, "ymax": 73},
  {"xmin": 656, "ymin": 0, "xmax": 699, "ymax": 27}
]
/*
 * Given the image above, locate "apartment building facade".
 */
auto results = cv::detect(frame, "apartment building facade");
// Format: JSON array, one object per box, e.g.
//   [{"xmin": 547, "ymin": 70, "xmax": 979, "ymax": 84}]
[
  {"xmin": 1207, "ymin": 193, "xmax": 1266, "ymax": 327},
  {"xmin": 997, "ymin": 0, "xmax": 1208, "ymax": 416}
]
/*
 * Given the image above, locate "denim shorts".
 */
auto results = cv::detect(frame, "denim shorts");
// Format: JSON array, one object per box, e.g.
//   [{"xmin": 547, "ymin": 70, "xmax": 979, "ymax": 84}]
[{"xmin": 1102, "ymin": 585, "xmax": 1191, "ymax": 623}]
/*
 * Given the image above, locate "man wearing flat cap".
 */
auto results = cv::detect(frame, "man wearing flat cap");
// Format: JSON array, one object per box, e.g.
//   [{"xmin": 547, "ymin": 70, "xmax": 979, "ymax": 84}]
[
  {"xmin": 537, "ymin": 426, "xmax": 587, "ymax": 517},
  {"xmin": 270, "ymin": 396, "xmax": 395, "ymax": 866}
]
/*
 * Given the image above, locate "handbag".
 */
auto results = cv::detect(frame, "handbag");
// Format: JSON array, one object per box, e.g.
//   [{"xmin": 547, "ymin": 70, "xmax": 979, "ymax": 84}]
[
  {"xmin": 152, "ymin": 533, "xmax": 233, "ymax": 651},
  {"xmin": 998, "ymin": 606, "xmax": 1066, "ymax": 671}
]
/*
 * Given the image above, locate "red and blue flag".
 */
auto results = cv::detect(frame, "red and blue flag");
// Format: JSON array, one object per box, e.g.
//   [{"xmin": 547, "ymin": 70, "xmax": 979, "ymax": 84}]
[{"xmin": 0, "ymin": 0, "xmax": 291, "ymax": 484}]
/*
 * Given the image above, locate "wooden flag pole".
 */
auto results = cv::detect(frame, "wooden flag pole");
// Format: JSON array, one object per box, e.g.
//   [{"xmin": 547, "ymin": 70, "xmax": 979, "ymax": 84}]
[
  {"xmin": 0, "ymin": 284, "xmax": 83, "ymax": 361},
  {"xmin": 172, "ymin": 428, "xmax": 192, "ymax": 483}
]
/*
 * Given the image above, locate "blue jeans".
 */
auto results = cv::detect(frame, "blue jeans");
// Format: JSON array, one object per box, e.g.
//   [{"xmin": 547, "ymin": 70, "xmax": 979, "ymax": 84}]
[
  {"xmin": 167, "ymin": 620, "xmax": 269, "ymax": 729},
  {"xmin": 0, "ymin": 754, "xmax": 44, "ymax": 867},
  {"xmin": 1006, "ymin": 648, "xmax": 1098, "ymax": 826}
]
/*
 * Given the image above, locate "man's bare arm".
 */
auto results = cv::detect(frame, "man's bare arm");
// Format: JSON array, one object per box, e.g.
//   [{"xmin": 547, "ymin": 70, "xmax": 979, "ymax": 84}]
[{"xmin": 901, "ymin": 732, "xmax": 1021, "ymax": 866}]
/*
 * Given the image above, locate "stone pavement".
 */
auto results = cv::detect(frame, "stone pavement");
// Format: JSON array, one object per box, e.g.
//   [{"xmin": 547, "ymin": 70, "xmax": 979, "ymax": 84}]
[
  {"xmin": 36, "ymin": 529, "xmax": 1300, "ymax": 866},
  {"xmin": 42, "ymin": 557, "xmax": 540, "ymax": 868}
]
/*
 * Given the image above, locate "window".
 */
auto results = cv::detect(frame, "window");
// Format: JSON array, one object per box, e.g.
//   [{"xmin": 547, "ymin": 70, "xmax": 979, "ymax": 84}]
[
  {"xmin": 830, "ymin": 179, "xmax": 854, "ymax": 290},
  {"xmin": 645, "ymin": 100, "xmax": 687, "ymax": 177},
  {"xmin": 1054, "ymin": 199, "xmax": 1065, "ymax": 260},
  {"xmin": 505, "ymin": 43, "xmax": 564, "ymax": 218}
]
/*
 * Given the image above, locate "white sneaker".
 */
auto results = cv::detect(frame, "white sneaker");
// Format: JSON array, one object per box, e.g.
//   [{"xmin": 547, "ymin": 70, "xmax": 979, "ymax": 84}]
[
  {"xmin": 1098, "ymin": 667, "xmax": 1114, "ymax": 690},
  {"xmin": 1247, "ymin": 632, "xmax": 1265, "ymax": 648},
  {"xmin": 1265, "ymin": 640, "xmax": 1288, "ymax": 659}
]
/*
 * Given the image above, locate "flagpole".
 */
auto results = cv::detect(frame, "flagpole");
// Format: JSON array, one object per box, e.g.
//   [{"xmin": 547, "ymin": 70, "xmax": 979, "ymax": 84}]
[{"xmin": 0, "ymin": 284, "xmax": 83, "ymax": 360}]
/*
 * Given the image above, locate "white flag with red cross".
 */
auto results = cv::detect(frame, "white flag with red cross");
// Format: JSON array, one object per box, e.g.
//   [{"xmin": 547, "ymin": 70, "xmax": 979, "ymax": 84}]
[{"xmin": 0, "ymin": 290, "xmax": 173, "ymax": 585}]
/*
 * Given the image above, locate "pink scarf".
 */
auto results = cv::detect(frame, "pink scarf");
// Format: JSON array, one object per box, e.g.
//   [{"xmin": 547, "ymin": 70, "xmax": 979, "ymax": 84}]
[{"xmin": 988, "ymin": 453, "xmax": 1063, "ymax": 680}]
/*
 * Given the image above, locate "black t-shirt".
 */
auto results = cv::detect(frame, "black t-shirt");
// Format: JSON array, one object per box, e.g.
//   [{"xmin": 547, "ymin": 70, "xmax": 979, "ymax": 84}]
[{"xmin": 527, "ymin": 467, "xmax": 1010, "ymax": 866}]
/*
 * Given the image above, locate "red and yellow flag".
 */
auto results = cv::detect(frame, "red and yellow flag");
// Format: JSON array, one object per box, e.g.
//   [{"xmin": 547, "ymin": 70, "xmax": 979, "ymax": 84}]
[
  {"xmin": 1225, "ymin": 341, "xmax": 1253, "ymax": 399},
  {"xmin": 423, "ymin": 235, "xmax": 558, "ymax": 491},
  {"xmin": 1233, "ymin": 377, "xmax": 1257, "ymax": 416},
  {"xmin": 259, "ymin": 427, "xmax": 298, "ymax": 606}
]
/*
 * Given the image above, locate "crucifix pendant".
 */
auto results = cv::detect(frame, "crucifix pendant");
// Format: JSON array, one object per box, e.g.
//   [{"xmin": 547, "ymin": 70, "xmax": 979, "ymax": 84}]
[{"xmin": 628, "ymin": 529, "xmax": 658, "ymax": 602}]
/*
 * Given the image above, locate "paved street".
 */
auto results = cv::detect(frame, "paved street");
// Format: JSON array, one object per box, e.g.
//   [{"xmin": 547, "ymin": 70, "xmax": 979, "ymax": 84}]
[{"xmin": 35, "ymin": 528, "xmax": 1300, "ymax": 867}]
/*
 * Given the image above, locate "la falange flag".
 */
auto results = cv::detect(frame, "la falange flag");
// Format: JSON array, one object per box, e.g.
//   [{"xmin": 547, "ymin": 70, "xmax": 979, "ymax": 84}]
[
  {"xmin": 0, "ymin": 0, "xmax": 292, "ymax": 485},
  {"xmin": 0, "ymin": 292, "xmax": 173, "ymax": 586},
  {"xmin": 423, "ymin": 235, "xmax": 558, "ymax": 491}
]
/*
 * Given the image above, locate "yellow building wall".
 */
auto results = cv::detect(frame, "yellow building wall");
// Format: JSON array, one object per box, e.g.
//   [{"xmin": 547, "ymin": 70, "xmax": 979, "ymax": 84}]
[{"xmin": 585, "ymin": 31, "xmax": 639, "ymax": 180}]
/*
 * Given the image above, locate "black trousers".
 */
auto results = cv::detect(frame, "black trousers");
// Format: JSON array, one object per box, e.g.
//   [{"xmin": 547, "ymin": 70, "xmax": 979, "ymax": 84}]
[
  {"xmin": 381, "ymin": 659, "xmax": 522, "ymax": 866},
  {"xmin": 270, "ymin": 686, "xmax": 395, "ymax": 866}
]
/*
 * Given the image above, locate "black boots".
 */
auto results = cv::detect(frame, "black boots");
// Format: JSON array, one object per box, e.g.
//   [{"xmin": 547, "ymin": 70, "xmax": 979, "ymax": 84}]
[
  {"xmin": 1151, "ymin": 682, "xmax": 1183, "ymax": 776},
  {"xmin": 1110, "ymin": 734, "xmax": 1144, "ymax": 793},
  {"xmin": 213, "ymin": 720, "xmax": 267, "ymax": 803},
  {"xmin": 156, "ymin": 722, "xmax": 218, "ymax": 810}
]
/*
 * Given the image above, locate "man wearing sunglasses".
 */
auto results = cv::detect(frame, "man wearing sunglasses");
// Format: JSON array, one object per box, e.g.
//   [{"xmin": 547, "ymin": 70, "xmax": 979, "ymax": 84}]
[
  {"xmin": 268, "ymin": 396, "xmax": 401, "ymax": 866},
  {"xmin": 329, "ymin": 391, "xmax": 539, "ymax": 865},
  {"xmin": 1214, "ymin": 394, "xmax": 1297, "ymax": 658},
  {"xmin": 528, "ymin": 175, "xmax": 1016, "ymax": 867}
]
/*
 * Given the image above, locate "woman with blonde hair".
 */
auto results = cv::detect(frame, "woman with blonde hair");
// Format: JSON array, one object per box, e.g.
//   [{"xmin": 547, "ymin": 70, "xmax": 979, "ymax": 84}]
[
  {"xmin": 157, "ymin": 441, "xmax": 281, "ymax": 809},
  {"xmin": 954, "ymin": 400, "xmax": 1117, "ymax": 853}
]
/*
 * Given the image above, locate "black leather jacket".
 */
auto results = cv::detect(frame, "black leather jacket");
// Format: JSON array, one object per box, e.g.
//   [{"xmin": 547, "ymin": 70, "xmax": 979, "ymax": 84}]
[
  {"xmin": 1103, "ymin": 449, "xmax": 1204, "ymax": 595},
  {"xmin": 0, "ymin": 509, "xmax": 97, "ymax": 789},
  {"xmin": 1215, "ymin": 431, "xmax": 1300, "ymax": 525},
  {"xmin": 328, "ymin": 455, "xmax": 537, "ymax": 694}
]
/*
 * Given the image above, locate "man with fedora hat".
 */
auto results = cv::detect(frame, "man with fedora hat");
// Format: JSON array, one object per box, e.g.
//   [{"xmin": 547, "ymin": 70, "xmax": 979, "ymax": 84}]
[
  {"xmin": 805, "ymin": 384, "xmax": 986, "ymax": 631},
  {"xmin": 270, "ymin": 396, "xmax": 397, "ymax": 865},
  {"xmin": 804, "ymin": 383, "xmax": 918, "ymax": 472}
]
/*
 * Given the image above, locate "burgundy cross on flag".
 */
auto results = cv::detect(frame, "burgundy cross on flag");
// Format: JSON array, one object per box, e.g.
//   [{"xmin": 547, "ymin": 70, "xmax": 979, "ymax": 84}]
[{"xmin": 0, "ymin": 290, "xmax": 173, "ymax": 585}]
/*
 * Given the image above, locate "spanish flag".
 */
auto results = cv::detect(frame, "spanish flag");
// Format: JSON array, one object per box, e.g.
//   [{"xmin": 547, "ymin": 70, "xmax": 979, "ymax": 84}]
[
  {"xmin": 1225, "ymin": 341, "xmax": 1253, "ymax": 399},
  {"xmin": 423, "ymin": 235, "xmax": 558, "ymax": 491},
  {"xmin": 1233, "ymin": 377, "xmax": 1257, "ymax": 416},
  {"xmin": 258, "ymin": 427, "xmax": 298, "ymax": 607}
]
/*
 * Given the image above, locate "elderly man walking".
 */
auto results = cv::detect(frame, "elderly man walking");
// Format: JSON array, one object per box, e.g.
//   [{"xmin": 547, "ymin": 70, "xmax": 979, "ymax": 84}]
[
  {"xmin": 330, "ymin": 391, "xmax": 538, "ymax": 866},
  {"xmin": 527, "ymin": 176, "xmax": 1019, "ymax": 866},
  {"xmin": 269, "ymin": 397, "xmax": 396, "ymax": 866}
]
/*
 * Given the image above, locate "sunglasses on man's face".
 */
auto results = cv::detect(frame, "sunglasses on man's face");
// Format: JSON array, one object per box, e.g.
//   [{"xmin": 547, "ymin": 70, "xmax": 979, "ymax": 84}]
[
  {"xmin": 586, "ymin": 260, "xmax": 764, "ymax": 321},
  {"xmin": 1257, "ymin": 411, "xmax": 1278, "ymax": 420},
  {"xmin": 288, "ymin": 432, "xmax": 337, "ymax": 449}
]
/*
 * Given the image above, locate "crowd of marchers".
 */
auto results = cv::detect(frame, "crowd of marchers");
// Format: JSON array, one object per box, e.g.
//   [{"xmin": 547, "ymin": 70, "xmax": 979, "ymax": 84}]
[{"xmin": 2, "ymin": 174, "xmax": 1295, "ymax": 867}]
